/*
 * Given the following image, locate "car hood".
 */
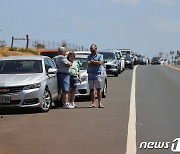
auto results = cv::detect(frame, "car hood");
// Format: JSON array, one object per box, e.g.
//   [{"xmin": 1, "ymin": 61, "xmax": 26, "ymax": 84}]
[
  {"xmin": 0, "ymin": 74, "xmax": 45, "ymax": 87},
  {"xmin": 104, "ymin": 59, "xmax": 116, "ymax": 64}
]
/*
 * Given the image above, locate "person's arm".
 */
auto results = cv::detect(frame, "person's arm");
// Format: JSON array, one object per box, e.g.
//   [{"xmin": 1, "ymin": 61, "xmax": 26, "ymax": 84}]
[
  {"xmin": 78, "ymin": 70, "xmax": 81, "ymax": 83},
  {"xmin": 87, "ymin": 60, "xmax": 94, "ymax": 66},
  {"xmin": 90, "ymin": 60, "xmax": 103, "ymax": 65},
  {"xmin": 62, "ymin": 59, "xmax": 72, "ymax": 67},
  {"xmin": 89, "ymin": 54, "xmax": 103, "ymax": 66}
]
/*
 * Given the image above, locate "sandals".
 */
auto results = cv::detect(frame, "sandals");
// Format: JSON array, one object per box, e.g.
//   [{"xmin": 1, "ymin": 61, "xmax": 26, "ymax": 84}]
[
  {"xmin": 98, "ymin": 105, "xmax": 104, "ymax": 108},
  {"xmin": 88, "ymin": 105, "xmax": 96, "ymax": 108},
  {"xmin": 88, "ymin": 104, "xmax": 104, "ymax": 108}
]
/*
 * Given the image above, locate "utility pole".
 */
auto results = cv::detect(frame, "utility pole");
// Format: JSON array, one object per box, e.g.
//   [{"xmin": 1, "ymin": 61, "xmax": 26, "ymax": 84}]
[
  {"xmin": 26, "ymin": 35, "xmax": 29, "ymax": 50},
  {"xmin": 11, "ymin": 36, "xmax": 14, "ymax": 48},
  {"xmin": 170, "ymin": 51, "xmax": 174, "ymax": 65}
]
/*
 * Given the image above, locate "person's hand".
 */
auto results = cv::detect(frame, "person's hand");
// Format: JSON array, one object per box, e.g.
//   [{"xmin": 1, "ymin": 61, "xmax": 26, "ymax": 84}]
[{"xmin": 78, "ymin": 78, "xmax": 82, "ymax": 84}]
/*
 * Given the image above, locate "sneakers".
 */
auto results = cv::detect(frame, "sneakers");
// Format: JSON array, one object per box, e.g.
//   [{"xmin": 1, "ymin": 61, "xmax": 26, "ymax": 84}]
[
  {"xmin": 71, "ymin": 102, "xmax": 77, "ymax": 108},
  {"xmin": 63, "ymin": 103, "xmax": 75, "ymax": 109}
]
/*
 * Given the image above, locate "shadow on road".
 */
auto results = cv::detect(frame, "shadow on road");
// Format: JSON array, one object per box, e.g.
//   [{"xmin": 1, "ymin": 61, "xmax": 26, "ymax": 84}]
[{"xmin": 0, "ymin": 108, "xmax": 41, "ymax": 115}]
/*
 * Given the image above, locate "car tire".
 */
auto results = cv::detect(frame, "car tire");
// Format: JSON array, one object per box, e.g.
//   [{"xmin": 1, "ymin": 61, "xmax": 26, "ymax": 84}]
[
  {"xmin": 40, "ymin": 88, "xmax": 52, "ymax": 112},
  {"xmin": 102, "ymin": 81, "xmax": 107, "ymax": 98},
  {"xmin": 118, "ymin": 68, "xmax": 121, "ymax": 74}
]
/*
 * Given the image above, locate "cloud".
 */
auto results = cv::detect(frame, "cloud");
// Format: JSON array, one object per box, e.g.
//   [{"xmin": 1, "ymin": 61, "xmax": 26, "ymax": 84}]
[
  {"xmin": 152, "ymin": 0, "xmax": 176, "ymax": 5},
  {"xmin": 150, "ymin": 16, "xmax": 180, "ymax": 33},
  {"xmin": 109, "ymin": 0, "xmax": 139, "ymax": 6},
  {"xmin": 72, "ymin": 16, "xmax": 123, "ymax": 33},
  {"xmin": 72, "ymin": 16, "xmax": 96, "ymax": 33}
]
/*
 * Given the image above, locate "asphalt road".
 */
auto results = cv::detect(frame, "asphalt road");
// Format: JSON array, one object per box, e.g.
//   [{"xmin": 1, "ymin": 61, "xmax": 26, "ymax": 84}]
[
  {"xmin": 0, "ymin": 69, "xmax": 133, "ymax": 154},
  {"xmin": 0, "ymin": 65, "xmax": 179, "ymax": 154},
  {"xmin": 136, "ymin": 65, "xmax": 180, "ymax": 154}
]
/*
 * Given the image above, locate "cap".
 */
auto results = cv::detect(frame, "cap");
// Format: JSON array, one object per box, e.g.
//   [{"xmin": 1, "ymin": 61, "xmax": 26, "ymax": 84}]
[{"xmin": 58, "ymin": 47, "xmax": 66, "ymax": 52}]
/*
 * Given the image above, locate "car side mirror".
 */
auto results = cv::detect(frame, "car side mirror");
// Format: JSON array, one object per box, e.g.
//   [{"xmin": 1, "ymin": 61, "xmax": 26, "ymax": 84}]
[
  {"xmin": 104, "ymin": 60, "xmax": 107, "ymax": 63},
  {"xmin": 48, "ymin": 68, "xmax": 57, "ymax": 74}
]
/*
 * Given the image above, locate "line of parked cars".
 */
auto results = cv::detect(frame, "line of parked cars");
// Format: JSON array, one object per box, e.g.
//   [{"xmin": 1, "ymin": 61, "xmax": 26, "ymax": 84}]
[{"xmin": 0, "ymin": 48, "xmax": 141, "ymax": 112}]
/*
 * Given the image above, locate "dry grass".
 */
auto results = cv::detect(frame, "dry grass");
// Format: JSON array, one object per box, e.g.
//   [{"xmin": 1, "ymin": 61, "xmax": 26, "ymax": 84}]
[{"xmin": 0, "ymin": 47, "xmax": 39, "ymax": 58}]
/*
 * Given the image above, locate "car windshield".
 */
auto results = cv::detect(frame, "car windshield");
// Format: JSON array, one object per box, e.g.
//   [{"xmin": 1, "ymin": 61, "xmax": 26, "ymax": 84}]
[
  {"xmin": 75, "ymin": 58, "xmax": 87, "ymax": 70},
  {"xmin": 125, "ymin": 55, "xmax": 132, "ymax": 60},
  {"xmin": 0, "ymin": 60, "xmax": 43, "ymax": 74},
  {"xmin": 152, "ymin": 57, "xmax": 160, "ymax": 61},
  {"xmin": 100, "ymin": 52, "xmax": 115, "ymax": 60}
]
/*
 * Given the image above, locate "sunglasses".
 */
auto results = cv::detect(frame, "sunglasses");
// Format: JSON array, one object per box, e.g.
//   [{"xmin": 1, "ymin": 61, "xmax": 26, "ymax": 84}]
[{"xmin": 90, "ymin": 47, "xmax": 97, "ymax": 50}]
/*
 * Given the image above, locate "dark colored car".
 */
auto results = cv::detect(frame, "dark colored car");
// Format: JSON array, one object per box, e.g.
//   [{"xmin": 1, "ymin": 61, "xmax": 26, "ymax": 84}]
[
  {"xmin": 151, "ymin": 57, "xmax": 161, "ymax": 65},
  {"xmin": 125, "ymin": 54, "xmax": 133, "ymax": 69}
]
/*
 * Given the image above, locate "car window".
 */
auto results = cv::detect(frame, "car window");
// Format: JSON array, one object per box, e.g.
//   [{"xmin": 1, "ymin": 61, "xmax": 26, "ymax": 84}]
[
  {"xmin": 0, "ymin": 60, "xmax": 43, "ymax": 74},
  {"xmin": 100, "ymin": 52, "xmax": 115, "ymax": 60},
  {"xmin": 44, "ymin": 58, "xmax": 56, "ymax": 72},
  {"xmin": 76, "ymin": 58, "xmax": 87, "ymax": 70}
]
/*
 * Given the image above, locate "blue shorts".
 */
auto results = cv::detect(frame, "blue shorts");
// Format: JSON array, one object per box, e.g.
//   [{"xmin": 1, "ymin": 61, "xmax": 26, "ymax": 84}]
[
  {"xmin": 70, "ymin": 76, "xmax": 78, "ymax": 88},
  {"xmin": 57, "ymin": 73, "xmax": 70, "ymax": 92}
]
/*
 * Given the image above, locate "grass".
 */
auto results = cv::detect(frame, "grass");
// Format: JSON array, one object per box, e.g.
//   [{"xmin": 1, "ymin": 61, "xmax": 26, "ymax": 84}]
[{"xmin": 0, "ymin": 47, "xmax": 40, "ymax": 58}]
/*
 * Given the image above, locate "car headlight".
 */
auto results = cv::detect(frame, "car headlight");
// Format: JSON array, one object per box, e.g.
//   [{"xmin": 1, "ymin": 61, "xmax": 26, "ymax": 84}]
[
  {"xmin": 81, "ymin": 75, "xmax": 88, "ymax": 82},
  {"xmin": 23, "ymin": 83, "xmax": 41, "ymax": 90}
]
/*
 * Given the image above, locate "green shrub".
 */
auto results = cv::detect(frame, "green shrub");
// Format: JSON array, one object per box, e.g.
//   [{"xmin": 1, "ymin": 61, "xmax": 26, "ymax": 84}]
[
  {"xmin": 18, "ymin": 48, "xmax": 39, "ymax": 55},
  {"xmin": 9, "ymin": 47, "xmax": 18, "ymax": 51}
]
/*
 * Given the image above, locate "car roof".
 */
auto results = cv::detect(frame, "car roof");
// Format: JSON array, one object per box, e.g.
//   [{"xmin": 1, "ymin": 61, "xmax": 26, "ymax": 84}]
[
  {"xmin": 76, "ymin": 54, "xmax": 88, "ymax": 58},
  {"xmin": 0, "ymin": 55, "xmax": 47, "ymax": 61},
  {"xmin": 99, "ymin": 50, "xmax": 116, "ymax": 53},
  {"xmin": 74, "ymin": 51, "xmax": 90, "ymax": 53}
]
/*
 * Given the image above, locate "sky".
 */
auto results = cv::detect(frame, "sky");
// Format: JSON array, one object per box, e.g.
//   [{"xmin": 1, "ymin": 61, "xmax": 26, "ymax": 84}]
[{"xmin": 0, "ymin": 0, "xmax": 180, "ymax": 58}]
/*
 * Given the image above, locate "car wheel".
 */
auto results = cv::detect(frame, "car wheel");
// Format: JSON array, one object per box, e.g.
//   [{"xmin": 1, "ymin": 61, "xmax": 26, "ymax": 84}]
[
  {"xmin": 102, "ymin": 81, "xmax": 107, "ymax": 98},
  {"xmin": 40, "ymin": 88, "xmax": 52, "ymax": 112},
  {"xmin": 118, "ymin": 68, "xmax": 121, "ymax": 74}
]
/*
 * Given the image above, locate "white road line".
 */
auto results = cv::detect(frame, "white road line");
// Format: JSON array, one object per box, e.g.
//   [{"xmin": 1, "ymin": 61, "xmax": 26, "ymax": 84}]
[{"xmin": 126, "ymin": 65, "xmax": 138, "ymax": 154}]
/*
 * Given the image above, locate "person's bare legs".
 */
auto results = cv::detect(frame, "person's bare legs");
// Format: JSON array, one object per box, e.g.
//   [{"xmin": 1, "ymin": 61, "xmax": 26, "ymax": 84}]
[
  {"xmin": 90, "ymin": 89, "xmax": 96, "ymax": 106},
  {"xmin": 97, "ymin": 88, "xmax": 103, "ymax": 107},
  {"xmin": 69, "ymin": 88, "xmax": 76, "ymax": 107},
  {"xmin": 63, "ymin": 91, "xmax": 69, "ymax": 104}
]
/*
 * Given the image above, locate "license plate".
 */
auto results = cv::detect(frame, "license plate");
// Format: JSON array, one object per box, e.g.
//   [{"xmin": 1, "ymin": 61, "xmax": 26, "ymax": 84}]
[{"xmin": 0, "ymin": 96, "xmax": 11, "ymax": 103}]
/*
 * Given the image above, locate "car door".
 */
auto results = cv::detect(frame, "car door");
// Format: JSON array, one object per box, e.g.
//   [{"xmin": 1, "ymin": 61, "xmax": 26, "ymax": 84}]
[{"xmin": 44, "ymin": 58, "xmax": 58, "ymax": 97}]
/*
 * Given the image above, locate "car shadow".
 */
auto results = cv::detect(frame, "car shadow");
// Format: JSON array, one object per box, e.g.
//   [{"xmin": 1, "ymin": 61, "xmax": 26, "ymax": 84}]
[{"xmin": 0, "ymin": 108, "xmax": 42, "ymax": 115}]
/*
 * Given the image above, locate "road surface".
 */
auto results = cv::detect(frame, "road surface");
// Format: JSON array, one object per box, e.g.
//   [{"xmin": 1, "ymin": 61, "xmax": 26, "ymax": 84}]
[{"xmin": 0, "ymin": 65, "xmax": 179, "ymax": 154}]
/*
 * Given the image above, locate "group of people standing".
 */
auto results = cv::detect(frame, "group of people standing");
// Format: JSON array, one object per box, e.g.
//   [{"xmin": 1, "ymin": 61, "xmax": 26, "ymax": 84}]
[{"xmin": 55, "ymin": 44, "xmax": 104, "ymax": 109}]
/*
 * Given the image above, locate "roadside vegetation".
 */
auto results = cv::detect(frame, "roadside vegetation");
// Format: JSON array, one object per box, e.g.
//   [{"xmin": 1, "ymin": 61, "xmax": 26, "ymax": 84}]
[{"xmin": 0, "ymin": 47, "xmax": 40, "ymax": 57}]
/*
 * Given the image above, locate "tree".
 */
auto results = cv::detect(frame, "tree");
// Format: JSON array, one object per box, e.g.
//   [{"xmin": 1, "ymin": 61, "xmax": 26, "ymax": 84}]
[{"xmin": 32, "ymin": 41, "xmax": 45, "ymax": 49}]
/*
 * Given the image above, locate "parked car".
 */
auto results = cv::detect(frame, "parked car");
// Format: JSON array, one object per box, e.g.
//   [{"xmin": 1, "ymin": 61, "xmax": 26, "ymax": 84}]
[
  {"xmin": 99, "ymin": 50, "xmax": 121, "ymax": 76},
  {"xmin": 0, "ymin": 56, "xmax": 59, "ymax": 112},
  {"xmin": 75, "ymin": 55, "xmax": 107, "ymax": 98},
  {"xmin": 151, "ymin": 57, "xmax": 161, "ymax": 65},
  {"xmin": 117, "ymin": 50, "xmax": 125, "ymax": 72},
  {"xmin": 125, "ymin": 54, "xmax": 133, "ymax": 69},
  {"xmin": 74, "ymin": 51, "xmax": 91, "ymax": 56}
]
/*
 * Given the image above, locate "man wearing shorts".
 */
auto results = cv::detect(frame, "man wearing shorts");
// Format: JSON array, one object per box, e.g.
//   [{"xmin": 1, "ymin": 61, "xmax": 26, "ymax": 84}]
[
  {"xmin": 55, "ymin": 47, "xmax": 74, "ymax": 109},
  {"xmin": 87, "ymin": 44, "xmax": 104, "ymax": 108}
]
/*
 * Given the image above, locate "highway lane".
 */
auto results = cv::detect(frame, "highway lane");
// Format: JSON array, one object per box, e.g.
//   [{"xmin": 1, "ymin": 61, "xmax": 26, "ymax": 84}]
[
  {"xmin": 136, "ymin": 65, "xmax": 180, "ymax": 154},
  {"xmin": 0, "ymin": 65, "xmax": 179, "ymax": 154},
  {"xmin": 0, "ymin": 69, "xmax": 133, "ymax": 154}
]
